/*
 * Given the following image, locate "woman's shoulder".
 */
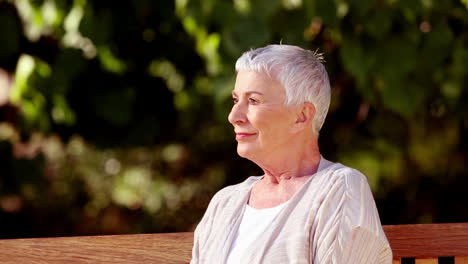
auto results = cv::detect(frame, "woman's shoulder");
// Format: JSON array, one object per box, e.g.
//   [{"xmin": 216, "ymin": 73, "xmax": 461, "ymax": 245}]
[
  {"xmin": 317, "ymin": 161, "xmax": 388, "ymax": 247},
  {"xmin": 322, "ymin": 160, "xmax": 370, "ymax": 188},
  {"xmin": 316, "ymin": 160, "xmax": 375, "ymax": 203}
]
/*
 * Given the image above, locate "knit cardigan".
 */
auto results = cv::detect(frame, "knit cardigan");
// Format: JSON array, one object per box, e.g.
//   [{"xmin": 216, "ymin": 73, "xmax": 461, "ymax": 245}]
[{"xmin": 191, "ymin": 158, "xmax": 392, "ymax": 264}]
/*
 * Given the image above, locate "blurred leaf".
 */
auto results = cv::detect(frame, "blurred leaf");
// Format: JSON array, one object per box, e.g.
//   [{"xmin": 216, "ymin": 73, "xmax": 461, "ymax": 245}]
[
  {"xmin": 79, "ymin": 7, "xmax": 112, "ymax": 46},
  {"xmin": 222, "ymin": 16, "xmax": 271, "ymax": 57},
  {"xmin": 380, "ymin": 79, "xmax": 426, "ymax": 118},
  {"xmin": 11, "ymin": 55, "xmax": 52, "ymax": 131},
  {"xmin": 409, "ymin": 120, "xmax": 460, "ymax": 174},
  {"xmin": 179, "ymin": 15, "xmax": 222, "ymax": 75},
  {"xmin": 461, "ymin": 0, "xmax": 468, "ymax": 9},
  {"xmin": 272, "ymin": 9, "xmax": 308, "ymax": 45},
  {"xmin": 340, "ymin": 34, "xmax": 375, "ymax": 85},
  {"xmin": 347, "ymin": 0, "xmax": 374, "ymax": 18},
  {"xmin": 399, "ymin": 0, "xmax": 423, "ymax": 23},
  {"xmin": 377, "ymin": 36, "xmax": 418, "ymax": 81},
  {"xmin": 364, "ymin": 8, "xmax": 393, "ymax": 39},
  {"xmin": 148, "ymin": 60, "xmax": 185, "ymax": 93},
  {"xmin": 316, "ymin": 0, "xmax": 338, "ymax": 26},
  {"xmin": 52, "ymin": 94, "xmax": 76, "ymax": 125},
  {"xmin": 251, "ymin": 0, "xmax": 282, "ymax": 21},
  {"xmin": 98, "ymin": 46, "xmax": 126, "ymax": 74},
  {"xmin": 420, "ymin": 22, "xmax": 454, "ymax": 69}
]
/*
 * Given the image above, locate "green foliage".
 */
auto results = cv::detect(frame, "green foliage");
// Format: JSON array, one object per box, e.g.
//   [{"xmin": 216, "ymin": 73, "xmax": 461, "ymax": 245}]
[{"xmin": 0, "ymin": 0, "xmax": 467, "ymax": 237}]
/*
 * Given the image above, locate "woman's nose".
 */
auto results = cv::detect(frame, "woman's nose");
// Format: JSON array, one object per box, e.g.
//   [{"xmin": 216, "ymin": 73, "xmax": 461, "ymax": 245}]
[{"xmin": 228, "ymin": 103, "xmax": 246, "ymax": 125}]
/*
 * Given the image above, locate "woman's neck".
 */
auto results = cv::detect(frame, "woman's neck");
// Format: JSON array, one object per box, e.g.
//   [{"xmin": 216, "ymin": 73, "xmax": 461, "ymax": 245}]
[
  {"xmin": 248, "ymin": 144, "xmax": 321, "ymax": 209},
  {"xmin": 258, "ymin": 141, "xmax": 321, "ymax": 185}
]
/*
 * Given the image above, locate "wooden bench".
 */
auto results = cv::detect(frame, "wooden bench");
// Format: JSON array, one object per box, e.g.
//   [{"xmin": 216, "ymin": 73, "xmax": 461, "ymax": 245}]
[
  {"xmin": 0, "ymin": 223, "xmax": 466, "ymax": 263},
  {"xmin": 385, "ymin": 223, "xmax": 468, "ymax": 264}
]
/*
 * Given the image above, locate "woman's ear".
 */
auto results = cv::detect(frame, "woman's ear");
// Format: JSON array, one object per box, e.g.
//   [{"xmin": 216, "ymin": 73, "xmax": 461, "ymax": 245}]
[
  {"xmin": 296, "ymin": 103, "xmax": 315, "ymax": 124},
  {"xmin": 292, "ymin": 103, "xmax": 315, "ymax": 132}
]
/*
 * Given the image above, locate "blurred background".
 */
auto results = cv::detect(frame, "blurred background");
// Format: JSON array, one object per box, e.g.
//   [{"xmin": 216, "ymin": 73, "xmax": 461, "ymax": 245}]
[{"xmin": 0, "ymin": 0, "xmax": 467, "ymax": 239}]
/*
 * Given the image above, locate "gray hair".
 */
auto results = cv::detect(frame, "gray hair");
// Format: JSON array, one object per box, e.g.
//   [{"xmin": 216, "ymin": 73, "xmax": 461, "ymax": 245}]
[{"xmin": 235, "ymin": 44, "xmax": 331, "ymax": 137}]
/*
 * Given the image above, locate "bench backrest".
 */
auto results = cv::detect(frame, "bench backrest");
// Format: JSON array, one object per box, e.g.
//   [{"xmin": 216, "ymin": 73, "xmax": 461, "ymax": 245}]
[
  {"xmin": 384, "ymin": 223, "xmax": 468, "ymax": 264},
  {"xmin": 0, "ymin": 232, "xmax": 194, "ymax": 264},
  {"xmin": 0, "ymin": 223, "xmax": 466, "ymax": 263}
]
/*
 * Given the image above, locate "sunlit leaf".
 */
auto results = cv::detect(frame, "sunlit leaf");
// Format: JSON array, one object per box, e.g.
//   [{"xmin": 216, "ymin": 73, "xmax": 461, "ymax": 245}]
[
  {"xmin": 461, "ymin": 0, "xmax": 468, "ymax": 9},
  {"xmin": 148, "ymin": 60, "xmax": 185, "ymax": 93}
]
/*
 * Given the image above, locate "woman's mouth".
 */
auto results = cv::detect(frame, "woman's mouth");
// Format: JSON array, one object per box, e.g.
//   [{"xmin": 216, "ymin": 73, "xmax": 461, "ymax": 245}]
[{"xmin": 235, "ymin": 133, "xmax": 256, "ymax": 140}]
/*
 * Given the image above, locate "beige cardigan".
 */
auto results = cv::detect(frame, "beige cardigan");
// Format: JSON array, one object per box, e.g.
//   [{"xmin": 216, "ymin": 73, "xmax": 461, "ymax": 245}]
[{"xmin": 191, "ymin": 158, "xmax": 392, "ymax": 264}]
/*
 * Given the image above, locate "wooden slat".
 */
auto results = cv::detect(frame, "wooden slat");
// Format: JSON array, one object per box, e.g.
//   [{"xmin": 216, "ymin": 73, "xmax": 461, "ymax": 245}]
[
  {"xmin": 415, "ymin": 258, "xmax": 438, "ymax": 264},
  {"xmin": 384, "ymin": 223, "xmax": 468, "ymax": 258},
  {"xmin": 0, "ymin": 232, "xmax": 194, "ymax": 264},
  {"xmin": 0, "ymin": 223, "xmax": 467, "ymax": 263},
  {"xmin": 455, "ymin": 256, "xmax": 468, "ymax": 264}
]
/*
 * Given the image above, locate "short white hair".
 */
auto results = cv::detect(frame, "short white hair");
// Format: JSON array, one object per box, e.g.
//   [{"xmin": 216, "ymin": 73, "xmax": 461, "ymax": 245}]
[{"xmin": 235, "ymin": 44, "xmax": 331, "ymax": 137}]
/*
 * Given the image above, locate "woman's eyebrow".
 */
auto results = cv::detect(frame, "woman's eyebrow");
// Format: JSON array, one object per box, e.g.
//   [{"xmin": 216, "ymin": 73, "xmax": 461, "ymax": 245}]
[{"xmin": 231, "ymin": 90, "xmax": 264, "ymax": 96}]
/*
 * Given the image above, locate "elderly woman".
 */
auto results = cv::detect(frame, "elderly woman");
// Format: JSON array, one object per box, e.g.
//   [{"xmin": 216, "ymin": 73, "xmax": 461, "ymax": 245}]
[{"xmin": 191, "ymin": 44, "xmax": 392, "ymax": 264}]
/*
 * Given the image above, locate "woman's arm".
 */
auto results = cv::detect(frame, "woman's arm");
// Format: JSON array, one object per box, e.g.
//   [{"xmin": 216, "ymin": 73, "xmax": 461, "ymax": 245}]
[{"xmin": 312, "ymin": 168, "xmax": 392, "ymax": 264}]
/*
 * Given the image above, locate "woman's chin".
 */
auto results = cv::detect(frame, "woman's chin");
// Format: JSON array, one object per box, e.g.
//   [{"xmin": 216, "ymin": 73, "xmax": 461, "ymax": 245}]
[{"xmin": 236, "ymin": 145, "xmax": 257, "ymax": 159}]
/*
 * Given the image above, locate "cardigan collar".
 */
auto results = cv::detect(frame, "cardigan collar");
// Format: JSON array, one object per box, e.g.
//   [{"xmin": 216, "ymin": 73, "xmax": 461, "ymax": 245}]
[{"xmin": 219, "ymin": 156, "xmax": 334, "ymax": 262}]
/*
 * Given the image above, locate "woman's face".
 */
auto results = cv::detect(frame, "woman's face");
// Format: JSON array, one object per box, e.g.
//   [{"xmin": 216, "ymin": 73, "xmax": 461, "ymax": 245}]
[{"xmin": 228, "ymin": 71, "xmax": 299, "ymax": 161}]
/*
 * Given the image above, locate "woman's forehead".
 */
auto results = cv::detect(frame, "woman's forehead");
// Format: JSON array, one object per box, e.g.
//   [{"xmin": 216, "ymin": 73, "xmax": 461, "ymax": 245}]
[{"xmin": 233, "ymin": 71, "xmax": 284, "ymax": 95}]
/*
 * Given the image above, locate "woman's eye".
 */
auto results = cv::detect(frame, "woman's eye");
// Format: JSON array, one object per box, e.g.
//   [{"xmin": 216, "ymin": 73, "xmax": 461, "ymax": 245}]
[
  {"xmin": 232, "ymin": 97, "xmax": 239, "ymax": 104},
  {"xmin": 248, "ymin": 98, "xmax": 258, "ymax": 104}
]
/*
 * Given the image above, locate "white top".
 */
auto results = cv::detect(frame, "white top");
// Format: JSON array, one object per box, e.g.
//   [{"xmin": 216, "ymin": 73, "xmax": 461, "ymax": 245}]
[
  {"xmin": 191, "ymin": 157, "xmax": 392, "ymax": 264},
  {"xmin": 226, "ymin": 203, "xmax": 287, "ymax": 264}
]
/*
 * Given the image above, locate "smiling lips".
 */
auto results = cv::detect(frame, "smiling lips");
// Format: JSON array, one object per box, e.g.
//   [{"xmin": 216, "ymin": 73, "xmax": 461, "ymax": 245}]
[{"xmin": 235, "ymin": 133, "xmax": 256, "ymax": 140}]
